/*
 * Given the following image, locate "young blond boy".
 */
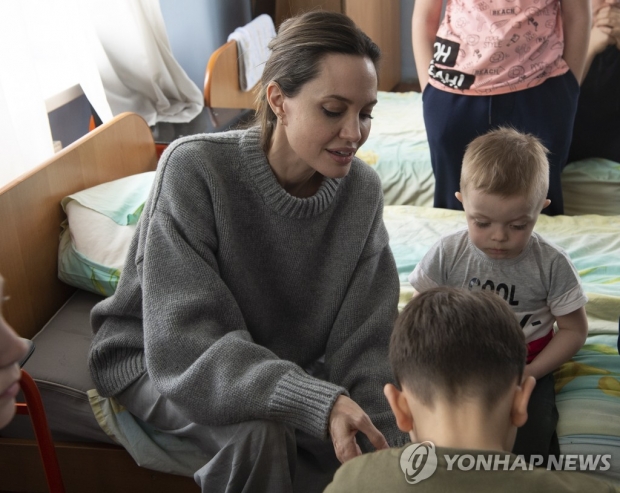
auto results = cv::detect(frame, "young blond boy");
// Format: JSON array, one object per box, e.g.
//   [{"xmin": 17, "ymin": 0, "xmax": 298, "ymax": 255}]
[
  {"xmin": 324, "ymin": 288, "xmax": 614, "ymax": 492},
  {"xmin": 408, "ymin": 127, "xmax": 588, "ymax": 461}
]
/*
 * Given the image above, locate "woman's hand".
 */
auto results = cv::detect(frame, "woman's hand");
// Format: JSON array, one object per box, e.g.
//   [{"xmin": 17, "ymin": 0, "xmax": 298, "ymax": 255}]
[{"xmin": 328, "ymin": 394, "xmax": 389, "ymax": 463}]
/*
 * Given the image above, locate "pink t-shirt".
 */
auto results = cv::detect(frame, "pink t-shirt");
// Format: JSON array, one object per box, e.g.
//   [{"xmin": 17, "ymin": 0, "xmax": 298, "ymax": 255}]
[{"xmin": 427, "ymin": 0, "xmax": 569, "ymax": 95}]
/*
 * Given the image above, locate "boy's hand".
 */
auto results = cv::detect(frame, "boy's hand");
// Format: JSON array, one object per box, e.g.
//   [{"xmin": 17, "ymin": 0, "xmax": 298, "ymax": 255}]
[
  {"xmin": 329, "ymin": 395, "xmax": 389, "ymax": 463},
  {"xmin": 527, "ymin": 307, "xmax": 588, "ymax": 379},
  {"xmin": 522, "ymin": 364, "xmax": 537, "ymax": 381}
]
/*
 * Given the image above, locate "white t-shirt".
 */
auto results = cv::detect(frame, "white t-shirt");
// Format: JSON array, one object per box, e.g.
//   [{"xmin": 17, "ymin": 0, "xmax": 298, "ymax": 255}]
[{"xmin": 409, "ymin": 230, "xmax": 587, "ymax": 361}]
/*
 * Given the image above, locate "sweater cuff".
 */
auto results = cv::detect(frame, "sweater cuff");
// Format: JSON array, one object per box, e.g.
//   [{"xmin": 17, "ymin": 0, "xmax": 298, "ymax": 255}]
[{"xmin": 269, "ymin": 368, "xmax": 347, "ymax": 439}]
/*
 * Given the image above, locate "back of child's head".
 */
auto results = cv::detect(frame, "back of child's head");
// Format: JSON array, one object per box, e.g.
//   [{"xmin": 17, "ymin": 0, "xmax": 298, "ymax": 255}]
[
  {"xmin": 389, "ymin": 287, "xmax": 526, "ymax": 410},
  {"xmin": 460, "ymin": 127, "xmax": 549, "ymax": 205}
]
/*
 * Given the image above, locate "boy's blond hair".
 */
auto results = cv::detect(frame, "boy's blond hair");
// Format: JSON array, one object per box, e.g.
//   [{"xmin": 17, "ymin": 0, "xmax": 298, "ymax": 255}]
[{"xmin": 460, "ymin": 127, "xmax": 549, "ymax": 205}]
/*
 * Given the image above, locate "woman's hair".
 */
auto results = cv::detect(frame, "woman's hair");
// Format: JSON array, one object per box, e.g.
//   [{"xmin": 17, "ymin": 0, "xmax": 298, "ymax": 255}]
[
  {"xmin": 460, "ymin": 127, "xmax": 549, "ymax": 205},
  {"xmin": 255, "ymin": 11, "xmax": 381, "ymax": 151},
  {"xmin": 389, "ymin": 287, "xmax": 526, "ymax": 410}
]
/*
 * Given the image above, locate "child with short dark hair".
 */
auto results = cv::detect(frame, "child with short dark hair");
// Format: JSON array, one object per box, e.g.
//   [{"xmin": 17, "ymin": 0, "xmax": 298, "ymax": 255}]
[
  {"xmin": 409, "ymin": 127, "xmax": 588, "ymax": 462},
  {"xmin": 324, "ymin": 288, "xmax": 615, "ymax": 492}
]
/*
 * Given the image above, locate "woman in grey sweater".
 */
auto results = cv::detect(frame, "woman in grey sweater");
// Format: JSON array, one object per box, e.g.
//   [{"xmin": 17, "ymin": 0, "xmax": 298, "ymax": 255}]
[{"xmin": 88, "ymin": 11, "xmax": 407, "ymax": 492}]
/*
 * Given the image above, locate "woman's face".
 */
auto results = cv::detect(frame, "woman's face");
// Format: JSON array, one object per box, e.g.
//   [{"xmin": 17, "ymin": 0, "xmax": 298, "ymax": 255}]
[
  {"xmin": 275, "ymin": 53, "xmax": 378, "ymax": 180},
  {"xmin": 0, "ymin": 278, "xmax": 30, "ymax": 429}
]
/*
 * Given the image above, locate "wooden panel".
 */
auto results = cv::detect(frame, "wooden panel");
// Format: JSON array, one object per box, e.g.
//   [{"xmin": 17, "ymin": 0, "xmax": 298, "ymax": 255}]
[
  {"xmin": 204, "ymin": 40, "xmax": 258, "ymax": 110},
  {"xmin": 252, "ymin": 0, "xmax": 276, "ymax": 19},
  {"xmin": 275, "ymin": 0, "xmax": 342, "ymax": 26},
  {"xmin": 0, "ymin": 438, "xmax": 199, "ymax": 492},
  {"xmin": 273, "ymin": 0, "xmax": 400, "ymax": 90},
  {"xmin": 345, "ymin": 0, "xmax": 401, "ymax": 91},
  {"xmin": 0, "ymin": 112, "xmax": 158, "ymax": 339}
]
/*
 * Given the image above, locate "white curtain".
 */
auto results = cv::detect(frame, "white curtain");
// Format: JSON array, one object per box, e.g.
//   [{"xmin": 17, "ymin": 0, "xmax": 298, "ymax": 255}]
[
  {"xmin": 0, "ymin": 0, "xmax": 203, "ymax": 189},
  {"xmin": 0, "ymin": 11, "xmax": 52, "ymax": 189},
  {"xmin": 0, "ymin": 0, "xmax": 112, "ymax": 188},
  {"xmin": 91, "ymin": 0, "xmax": 204, "ymax": 126}
]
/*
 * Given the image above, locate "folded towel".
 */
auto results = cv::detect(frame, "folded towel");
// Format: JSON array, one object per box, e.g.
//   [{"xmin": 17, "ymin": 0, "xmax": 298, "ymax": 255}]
[{"xmin": 227, "ymin": 14, "xmax": 276, "ymax": 91}]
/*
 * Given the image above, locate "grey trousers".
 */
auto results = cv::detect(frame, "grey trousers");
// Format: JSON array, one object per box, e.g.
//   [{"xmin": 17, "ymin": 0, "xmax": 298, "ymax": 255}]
[{"xmin": 116, "ymin": 372, "xmax": 340, "ymax": 493}]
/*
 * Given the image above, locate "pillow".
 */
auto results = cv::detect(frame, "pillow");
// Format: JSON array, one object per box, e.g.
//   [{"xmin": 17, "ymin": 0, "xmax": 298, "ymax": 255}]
[
  {"xmin": 561, "ymin": 158, "xmax": 620, "ymax": 216},
  {"xmin": 58, "ymin": 172, "xmax": 156, "ymax": 296}
]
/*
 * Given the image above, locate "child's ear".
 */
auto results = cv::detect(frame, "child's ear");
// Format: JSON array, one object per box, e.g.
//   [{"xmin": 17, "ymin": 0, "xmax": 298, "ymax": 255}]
[
  {"xmin": 541, "ymin": 199, "xmax": 551, "ymax": 210},
  {"xmin": 384, "ymin": 383, "xmax": 414, "ymax": 433},
  {"xmin": 455, "ymin": 191, "xmax": 463, "ymax": 204},
  {"xmin": 511, "ymin": 375, "xmax": 536, "ymax": 428}
]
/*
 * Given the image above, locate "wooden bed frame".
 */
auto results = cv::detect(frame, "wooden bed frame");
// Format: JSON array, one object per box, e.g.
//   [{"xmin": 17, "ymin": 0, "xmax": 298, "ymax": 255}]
[
  {"xmin": 0, "ymin": 113, "xmax": 198, "ymax": 492},
  {"xmin": 203, "ymin": 40, "xmax": 258, "ymax": 110}
]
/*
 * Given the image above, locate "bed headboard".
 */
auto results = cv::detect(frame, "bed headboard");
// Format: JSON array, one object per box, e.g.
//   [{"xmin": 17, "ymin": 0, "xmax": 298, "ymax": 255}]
[
  {"xmin": 203, "ymin": 40, "xmax": 259, "ymax": 110},
  {"xmin": 0, "ymin": 112, "xmax": 158, "ymax": 339}
]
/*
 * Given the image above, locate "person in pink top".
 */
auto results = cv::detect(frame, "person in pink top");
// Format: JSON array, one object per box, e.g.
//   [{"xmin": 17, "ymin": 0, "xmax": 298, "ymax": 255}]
[{"xmin": 413, "ymin": 0, "xmax": 591, "ymax": 215}]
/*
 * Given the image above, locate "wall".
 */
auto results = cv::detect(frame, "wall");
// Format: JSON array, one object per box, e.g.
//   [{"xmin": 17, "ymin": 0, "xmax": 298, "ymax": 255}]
[
  {"xmin": 401, "ymin": 0, "xmax": 416, "ymax": 82},
  {"xmin": 160, "ymin": 0, "xmax": 253, "ymax": 89}
]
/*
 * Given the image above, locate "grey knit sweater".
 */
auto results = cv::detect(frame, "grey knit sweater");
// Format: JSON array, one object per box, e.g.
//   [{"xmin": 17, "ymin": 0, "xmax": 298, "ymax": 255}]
[{"xmin": 88, "ymin": 126, "xmax": 406, "ymax": 448}]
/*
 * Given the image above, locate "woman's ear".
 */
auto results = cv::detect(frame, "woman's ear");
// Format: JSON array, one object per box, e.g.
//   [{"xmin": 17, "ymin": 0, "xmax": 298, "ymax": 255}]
[
  {"xmin": 384, "ymin": 383, "xmax": 415, "ymax": 433},
  {"xmin": 266, "ymin": 82, "xmax": 285, "ymax": 123}
]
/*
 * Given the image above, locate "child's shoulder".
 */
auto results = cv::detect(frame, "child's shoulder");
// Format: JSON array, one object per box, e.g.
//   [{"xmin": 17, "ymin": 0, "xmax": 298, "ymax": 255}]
[
  {"xmin": 436, "ymin": 228, "xmax": 471, "ymax": 251},
  {"xmin": 419, "ymin": 228, "xmax": 470, "ymax": 259},
  {"xmin": 529, "ymin": 232, "xmax": 570, "ymax": 260},
  {"xmin": 420, "ymin": 229, "xmax": 469, "ymax": 263},
  {"xmin": 439, "ymin": 228, "xmax": 469, "ymax": 243},
  {"xmin": 324, "ymin": 447, "xmax": 405, "ymax": 492}
]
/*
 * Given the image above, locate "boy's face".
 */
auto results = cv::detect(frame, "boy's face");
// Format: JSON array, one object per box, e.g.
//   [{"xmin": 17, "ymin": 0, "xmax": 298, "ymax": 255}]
[{"xmin": 458, "ymin": 189, "xmax": 548, "ymax": 260}]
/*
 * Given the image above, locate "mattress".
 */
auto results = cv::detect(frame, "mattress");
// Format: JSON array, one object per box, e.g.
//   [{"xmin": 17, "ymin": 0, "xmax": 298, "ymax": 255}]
[
  {"xmin": 556, "ymin": 333, "xmax": 620, "ymax": 483},
  {"xmin": 0, "ymin": 290, "xmax": 112, "ymax": 444},
  {"xmin": 361, "ymin": 91, "xmax": 620, "ymax": 216}
]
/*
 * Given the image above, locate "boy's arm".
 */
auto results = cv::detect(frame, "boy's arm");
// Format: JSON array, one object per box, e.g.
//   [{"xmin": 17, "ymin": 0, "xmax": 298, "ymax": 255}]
[
  {"xmin": 408, "ymin": 263, "xmax": 441, "ymax": 294},
  {"xmin": 561, "ymin": 0, "xmax": 592, "ymax": 82},
  {"xmin": 412, "ymin": 0, "xmax": 443, "ymax": 91},
  {"xmin": 525, "ymin": 307, "xmax": 588, "ymax": 380}
]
